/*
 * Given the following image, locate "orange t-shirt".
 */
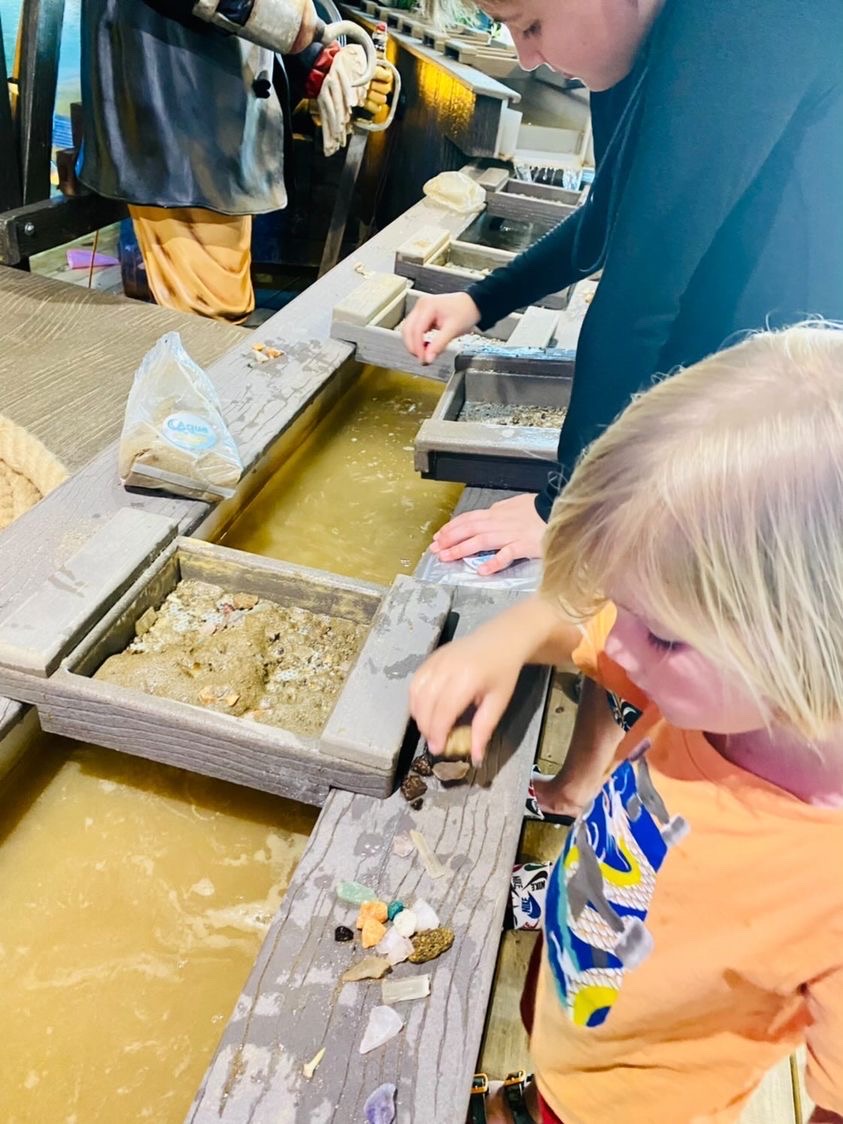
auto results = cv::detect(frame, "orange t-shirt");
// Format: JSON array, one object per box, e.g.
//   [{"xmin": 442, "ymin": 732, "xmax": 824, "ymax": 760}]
[{"xmin": 532, "ymin": 605, "xmax": 843, "ymax": 1123}]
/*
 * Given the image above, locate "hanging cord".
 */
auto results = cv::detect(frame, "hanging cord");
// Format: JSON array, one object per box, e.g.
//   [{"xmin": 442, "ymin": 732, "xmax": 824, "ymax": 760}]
[{"xmin": 86, "ymin": 228, "xmax": 100, "ymax": 290}]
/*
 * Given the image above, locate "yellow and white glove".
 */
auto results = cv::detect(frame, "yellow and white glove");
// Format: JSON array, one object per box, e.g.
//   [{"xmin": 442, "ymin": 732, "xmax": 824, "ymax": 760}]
[{"xmin": 318, "ymin": 44, "xmax": 368, "ymax": 156}]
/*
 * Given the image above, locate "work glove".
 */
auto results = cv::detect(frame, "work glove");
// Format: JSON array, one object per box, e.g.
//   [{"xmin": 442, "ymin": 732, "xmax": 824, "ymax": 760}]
[
  {"xmin": 317, "ymin": 43, "xmax": 369, "ymax": 156},
  {"xmin": 361, "ymin": 61, "xmax": 394, "ymax": 122}
]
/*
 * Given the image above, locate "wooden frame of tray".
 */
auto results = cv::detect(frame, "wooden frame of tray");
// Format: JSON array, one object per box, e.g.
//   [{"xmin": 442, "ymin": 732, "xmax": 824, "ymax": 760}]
[
  {"xmin": 394, "ymin": 224, "xmax": 571, "ymax": 310},
  {"xmin": 414, "ymin": 352, "xmax": 573, "ymax": 491},
  {"xmin": 330, "ymin": 272, "xmax": 576, "ymax": 380},
  {"xmin": 479, "ymin": 166, "xmax": 584, "ymax": 224},
  {"xmin": 35, "ymin": 537, "xmax": 451, "ymax": 806}
]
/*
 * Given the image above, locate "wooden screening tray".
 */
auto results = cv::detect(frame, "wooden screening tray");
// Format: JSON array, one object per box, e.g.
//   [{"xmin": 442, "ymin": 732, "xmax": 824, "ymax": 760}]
[
  {"xmin": 479, "ymin": 167, "xmax": 584, "ymax": 225},
  {"xmin": 331, "ymin": 272, "xmax": 576, "ymax": 381},
  {"xmin": 35, "ymin": 538, "xmax": 451, "ymax": 806},
  {"xmin": 415, "ymin": 353, "xmax": 573, "ymax": 490},
  {"xmin": 394, "ymin": 225, "xmax": 570, "ymax": 311}
]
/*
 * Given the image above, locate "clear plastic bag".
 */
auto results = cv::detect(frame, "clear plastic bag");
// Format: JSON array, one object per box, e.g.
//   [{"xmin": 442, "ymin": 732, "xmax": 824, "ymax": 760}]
[
  {"xmin": 118, "ymin": 332, "xmax": 243, "ymax": 502},
  {"xmin": 415, "ymin": 548, "xmax": 542, "ymax": 591},
  {"xmin": 422, "ymin": 171, "xmax": 485, "ymax": 215}
]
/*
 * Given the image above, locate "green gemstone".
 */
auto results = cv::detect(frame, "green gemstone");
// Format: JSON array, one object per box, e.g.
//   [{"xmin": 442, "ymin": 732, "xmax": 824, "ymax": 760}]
[
  {"xmin": 336, "ymin": 880, "xmax": 377, "ymax": 905},
  {"xmin": 387, "ymin": 900, "xmax": 405, "ymax": 921}
]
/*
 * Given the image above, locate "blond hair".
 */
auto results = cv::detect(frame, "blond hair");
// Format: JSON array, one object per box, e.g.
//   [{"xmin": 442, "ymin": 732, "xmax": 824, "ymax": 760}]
[{"xmin": 542, "ymin": 322, "xmax": 843, "ymax": 740}]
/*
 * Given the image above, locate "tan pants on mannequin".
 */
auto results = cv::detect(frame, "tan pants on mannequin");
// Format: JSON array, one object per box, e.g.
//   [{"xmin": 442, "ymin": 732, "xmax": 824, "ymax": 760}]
[{"xmin": 129, "ymin": 205, "xmax": 255, "ymax": 323}]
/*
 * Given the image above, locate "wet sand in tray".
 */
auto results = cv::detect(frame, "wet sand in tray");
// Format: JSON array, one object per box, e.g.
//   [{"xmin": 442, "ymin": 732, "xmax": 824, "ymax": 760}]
[
  {"xmin": 458, "ymin": 401, "xmax": 568, "ymax": 428},
  {"xmin": 96, "ymin": 578, "xmax": 368, "ymax": 736}
]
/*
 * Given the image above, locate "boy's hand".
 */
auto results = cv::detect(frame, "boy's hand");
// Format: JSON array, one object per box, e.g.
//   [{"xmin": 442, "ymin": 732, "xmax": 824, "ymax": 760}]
[
  {"xmin": 430, "ymin": 492, "xmax": 546, "ymax": 573},
  {"xmin": 410, "ymin": 626, "xmax": 525, "ymax": 766},
  {"xmin": 401, "ymin": 292, "xmax": 480, "ymax": 363}
]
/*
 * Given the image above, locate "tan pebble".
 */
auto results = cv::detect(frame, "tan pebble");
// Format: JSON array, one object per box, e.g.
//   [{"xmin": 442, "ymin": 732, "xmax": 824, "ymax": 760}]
[
  {"xmin": 198, "ymin": 621, "xmax": 217, "ymax": 636},
  {"xmin": 432, "ymin": 760, "xmax": 470, "ymax": 783},
  {"xmin": 233, "ymin": 592, "xmax": 259, "ymax": 610},
  {"xmin": 222, "ymin": 691, "xmax": 240, "ymax": 707},
  {"xmin": 341, "ymin": 956, "xmax": 391, "ymax": 982},
  {"xmin": 197, "ymin": 685, "xmax": 225, "ymax": 706},
  {"xmin": 134, "ymin": 607, "xmax": 158, "ymax": 638},
  {"xmin": 264, "ymin": 347, "xmax": 283, "ymax": 359},
  {"xmin": 251, "ymin": 342, "xmax": 266, "ymax": 351},
  {"xmin": 441, "ymin": 726, "xmax": 472, "ymax": 760}
]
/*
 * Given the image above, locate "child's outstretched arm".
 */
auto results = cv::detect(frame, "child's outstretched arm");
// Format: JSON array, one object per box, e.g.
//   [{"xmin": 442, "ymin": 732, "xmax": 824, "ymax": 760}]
[{"xmin": 409, "ymin": 595, "xmax": 582, "ymax": 766}]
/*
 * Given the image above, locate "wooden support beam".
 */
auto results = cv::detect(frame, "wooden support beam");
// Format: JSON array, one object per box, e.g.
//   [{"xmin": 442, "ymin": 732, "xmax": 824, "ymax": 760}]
[
  {"xmin": 505, "ymin": 305, "xmax": 560, "ymax": 349},
  {"xmin": 13, "ymin": 0, "xmax": 65, "ymax": 205},
  {"xmin": 0, "ymin": 13, "xmax": 22, "ymax": 213}
]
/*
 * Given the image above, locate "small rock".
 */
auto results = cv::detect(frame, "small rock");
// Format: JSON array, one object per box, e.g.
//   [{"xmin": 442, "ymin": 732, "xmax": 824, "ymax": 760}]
[
  {"xmin": 197, "ymin": 621, "xmax": 217, "ymax": 637},
  {"xmin": 400, "ymin": 775, "xmax": 427, "ymax": 803},
  {"xmin": 336, "ymin": 880, "xmax": 377, "ymax": 905},
  {"xmin": 410, "ymin": 798, "xmax": 424, "ymax": 811},
  {"xmin": 334, "ymin": 925, "xmax": 354, "ymax": 943},
  {"xmin": 410, "ymin": 752, "xmax": 433, "ymax": 777},
  {"xmin": 364, "ymin": 1082, "xmax": 397, "ymax": 1124},
  {"xmin": 386, "ymin": 900, "xmax": 405, "ymax": 921},
  {"xmin": 361, "ymin": 917, "xmax": 387, "ymax": 949},
  {"xmin": 412, "ymin": 899, "xmax": 440, "ymax": 932},
  {"xmin": 442, "ymin": 726, "xmax": 472, "ymax": 760},
  {"xmin": 381, "ymin": 973, "xmax": 430, "ymax": 1004},
  {"xmin": 222, "ymin": 691, "xmax": 240, "ymax": 708},
  {"xmin": 393, "ymin": 909, "xmax": 417, "ymax": 939},
  {"xmin": 375, "ymin": 927, "xmax": 414, "ymax": 965},
  {"xmin": 432, "ymin": 760, "xmax": 470, "ymax": 783},
  {"xmin": 134, "ymin": 607, "xmax": 158, "ymax": 638},
  {"xmin": 341, "ymin": 956, "xmax": 391, "ymax": 982},
  {"xmin": 409, "ymin": 927, "xmax": 454, "ymax": 964},
  {"xmin": 233, "ymin": 592, "xmax": 259, "ymax": 610},
  {"xmin": 197, "ymin": 685, "xmax": 227, "ymax": 706},
  {"xmin": 264, "ymin": 346, "xmax": 283, "ymax": 359},
  {"xmin": 359, "ymin": 1005, "xmax": 403, "ymax": 1054},
  {"xmin": 356, "ymin": 900, "xmax": 388, "ymax": 929}
]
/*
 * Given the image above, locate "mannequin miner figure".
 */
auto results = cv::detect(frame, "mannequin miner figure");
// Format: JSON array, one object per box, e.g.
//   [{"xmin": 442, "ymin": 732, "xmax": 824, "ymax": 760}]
[{"xmin": 77, "ymin": 0, "xmax": 392, "ymax": 321}]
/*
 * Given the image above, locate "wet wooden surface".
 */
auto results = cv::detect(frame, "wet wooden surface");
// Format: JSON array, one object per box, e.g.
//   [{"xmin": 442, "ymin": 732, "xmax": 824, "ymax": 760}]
[
  {"xmin": 0, "ymin": 188, "xmax": 480, "ymax": 743},
  {"xmin": 188, "ymin": 585, "xmax": 550, "ymax": 1124}
]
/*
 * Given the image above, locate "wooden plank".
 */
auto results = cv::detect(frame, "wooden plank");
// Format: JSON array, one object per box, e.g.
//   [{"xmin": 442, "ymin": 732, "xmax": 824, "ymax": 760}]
[
  {"xmin": 323, "ymin": 576, "xmax": 452, "ymax": 770},
  {"xmin": 32, "ymin": 542, "xmax": 444, "ymax": 802},
  {"xmin": 416, "ymin": 418, "xmax": 558, "ymax": 460},
  {"xmin": 332, "ymin": 320, "xmax": 460, "ymax": 382},
  {"xmin": 450, "ymin": 239, "xmax": 516, "ymax": 271},
  {"xmin": 0, "ymin": 509, "xmax": 178, "ymax": 678},
  {"xmin": 187, "ymin": 586, "xmax": 550, "ymax": 1124},
  {"xmin": 478, "ymin": 166, "xmax": 510, "ymax": 193},
  {"xmin": 503, "ymin": 180, "xmax": 582, "ymax": 207},
  {"xmin": 0, "ymin": 178, "xmax": 481, "ymax": 740},
  {"xmin": 394, "ymin": 225, "xmax": 451, "ymax": 266},
  {"xmin": 332, "ymin": 272, "xmax": 410, "ymax": 326},
  {"xmin": 0, "ymin": 194, "xmax": 128, "ymax": 266},
  {"xmin": 506, "ymin": 305, "xmax": 560, "ymax": 349},
  {"xmin": 486, "ymin": 190, "xmax": 577, "ymax": 226}
]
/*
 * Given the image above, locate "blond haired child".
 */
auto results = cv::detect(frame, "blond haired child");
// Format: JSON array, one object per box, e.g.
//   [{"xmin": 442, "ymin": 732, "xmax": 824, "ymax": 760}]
[{"xmin": 410, "ymin": 324, "xmax": 843, "ymax": 1124}]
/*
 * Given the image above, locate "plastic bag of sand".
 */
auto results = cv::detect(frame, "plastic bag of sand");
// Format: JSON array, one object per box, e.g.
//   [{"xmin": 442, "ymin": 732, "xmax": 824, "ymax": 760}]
[{"xmin": 118, "ymin": 332, "xmax": 243, "ymax": 501}]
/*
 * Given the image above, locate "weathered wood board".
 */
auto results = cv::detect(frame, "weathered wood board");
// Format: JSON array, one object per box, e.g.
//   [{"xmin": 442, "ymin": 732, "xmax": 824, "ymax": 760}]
[
  {"xmin": 32, "ymin": 539, "xmax": 451, "ymax": 804},
  {"xmin": 485, "ymin": 178, "xmax": 584, "ymax": 225},
  {"xmin": 332, "ymin": 278, "xmax": 578, "ymax": 382},
  {"xmin": 415, "ymin": 356, "xmax": 572, "ymax": 491},
  {"xmin": 0, "ymin": 508, "xmax": 177, "ymax": 678},
  {"xmin": 187, "ymin": 585, "xmax": 551, "ymax": 1124},
  {"xmin": 394, "ymin": 230, "xmax": 570, "ymax": 311},
  {"xmin": 0, "ymin": 175, "xmax": 484, "ymax": 749}
]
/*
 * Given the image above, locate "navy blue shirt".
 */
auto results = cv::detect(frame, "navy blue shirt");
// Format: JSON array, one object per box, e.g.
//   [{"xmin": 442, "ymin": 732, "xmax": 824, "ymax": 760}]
[{"xmin": 469, "ymin": 0, "xmax": 843, "ymax": 519}]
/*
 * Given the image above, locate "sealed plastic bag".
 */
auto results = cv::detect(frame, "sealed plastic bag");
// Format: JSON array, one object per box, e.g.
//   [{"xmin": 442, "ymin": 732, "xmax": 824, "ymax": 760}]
[
  {"xmin": 422, "ymin": 171, "xmax": 485, "ymax": 215},
  {"xmin": 118, "ymin": 332, "xmax": 243, "ymax": 501}
]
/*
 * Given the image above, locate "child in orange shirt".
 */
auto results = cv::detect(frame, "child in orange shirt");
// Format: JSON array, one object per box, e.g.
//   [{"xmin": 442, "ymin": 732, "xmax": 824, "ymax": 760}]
[{"xmin": 410, "ymin": 324, "xmax": 843, "ymax": 1124}]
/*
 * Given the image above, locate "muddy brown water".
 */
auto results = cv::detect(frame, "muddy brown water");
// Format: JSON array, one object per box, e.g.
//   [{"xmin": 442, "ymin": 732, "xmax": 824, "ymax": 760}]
[{"xmin": 0, "ymin": 366, "xmax": 459, "ymax": 1120}]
